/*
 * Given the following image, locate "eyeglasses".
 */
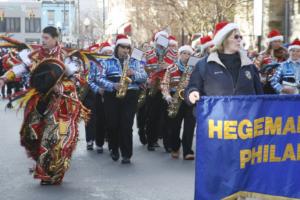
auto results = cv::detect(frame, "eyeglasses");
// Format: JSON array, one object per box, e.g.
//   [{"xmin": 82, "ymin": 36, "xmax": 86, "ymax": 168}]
[
  {"xmin": 234, "ymin": 35, "xmax": 243, "ymax": 40},
  {"xmin": 181, "ymin": 52, "xmax": 192, "ymax": 56},
  {"xmin": 119, "ymin": 45, "xmax": 131, "ymax": 50}
]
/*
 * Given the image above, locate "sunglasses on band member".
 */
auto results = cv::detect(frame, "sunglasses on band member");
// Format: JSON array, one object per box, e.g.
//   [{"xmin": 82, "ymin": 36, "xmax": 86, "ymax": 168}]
[
  {"xmin": 119, "ymin": 45, "xmax": 131, "ymax": 49},
  {"xmin": 234, "ymin": 35, "xmax": 243, "ymax": 40}
]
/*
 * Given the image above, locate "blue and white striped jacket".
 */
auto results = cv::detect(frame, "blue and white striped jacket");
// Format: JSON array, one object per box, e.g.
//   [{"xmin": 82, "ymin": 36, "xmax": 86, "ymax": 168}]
[
  {"xmin": 270, "ymin": 59, "xmax": 300, "ymax": 93},
  {"xmin": 88, "ymin": 59, "xmax": 103, "ymax": 94},
  {"xmin": 99, "ymin": 56, "xmax": 147, "ymax": 92}
]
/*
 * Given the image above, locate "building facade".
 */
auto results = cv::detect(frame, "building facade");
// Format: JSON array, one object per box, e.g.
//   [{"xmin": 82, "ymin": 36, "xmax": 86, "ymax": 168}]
[
  {"xmin": 290, "ymin": 0, "xmax": 300, "ymax": 40},
  {"xmin": 0, "ymin": 0, "xmax": 42, "ymax": 44},
  {"xmin": 235, "ymin": 0, "xmax": 300, "ymax": 51},
  {"xmin": 41, "ymin": 0, "xmax": 77, "ymax": 45}
]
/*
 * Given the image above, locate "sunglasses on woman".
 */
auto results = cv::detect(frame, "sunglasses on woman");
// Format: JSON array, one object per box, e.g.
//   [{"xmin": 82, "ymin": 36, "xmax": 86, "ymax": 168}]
[
  {"xmin": 234, "ymin": 35, "xmax": 243, "ymax": 40},
  {"xmin": 119, "ymin": 45, "xmax": 131, "ymax": 49}
]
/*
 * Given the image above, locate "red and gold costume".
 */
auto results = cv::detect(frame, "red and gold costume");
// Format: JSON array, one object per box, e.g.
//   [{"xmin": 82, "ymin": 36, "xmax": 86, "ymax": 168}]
[
  {"xmin": 145, "ymin": 47, "xmax": 178, "ymax": 94},
  {"xmin": 2, "ymin": 44, "xmax": 89, "ymax": 185},
  {"xmin": 161, "ymin": 61, "xmax": 193, "ymax": 100}
]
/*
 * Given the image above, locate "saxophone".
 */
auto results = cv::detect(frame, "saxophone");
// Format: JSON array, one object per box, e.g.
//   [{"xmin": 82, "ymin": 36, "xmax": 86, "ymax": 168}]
[
  {"xmin": 137, "ymin": 89, "xmax": 147, "ymax": 109},
  {"xmin": 167, "ymin": 66, "xmax": 190, "ymax": 118},
  {"xmin": 116, "ymin": 56, "xmax": 132, "ymax": 98}
]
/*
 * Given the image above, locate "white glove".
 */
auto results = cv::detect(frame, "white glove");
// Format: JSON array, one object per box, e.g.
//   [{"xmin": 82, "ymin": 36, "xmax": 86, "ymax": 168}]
[
  {"xmin": 165, "ymin": 95, "xmax": 173, "ymax": 104},
  {"xmin": 188, "ymin": 91, "xmax": 200, "ymax": 104}
]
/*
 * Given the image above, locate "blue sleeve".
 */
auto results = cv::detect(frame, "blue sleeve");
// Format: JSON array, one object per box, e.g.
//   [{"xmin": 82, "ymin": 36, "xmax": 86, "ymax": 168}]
[
  {"xmin": 131, "ymin": 60, "xmax": 148, "ymax": 83},
  {"xmin": 270, "ymin": 64, "xmax": 283, "ymax": 93},
  {"xmin": 99, "ymin": 60, "xmax": 115, "ymax": 92},
  {"xmin": 88, "ymin": 61, "xmax": 100, "ymax": 94}
]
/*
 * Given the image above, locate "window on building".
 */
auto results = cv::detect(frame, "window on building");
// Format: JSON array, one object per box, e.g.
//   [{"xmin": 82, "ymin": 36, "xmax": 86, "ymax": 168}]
[
  {"xmin": 25, "ymin": 18, "xmax": 41, "ymax": 33},
  {"xmin": 0, "ymin": 18, "xmax": 21, "ymax": 33},
  {"xmin": 25, "ymin": 38, "xmax": 40, "ymax": 44},
  {"xmin": 0, "ymin": 19, "xmax": 5, "ymax": 32},
  {"xmin": 62, "ymin": 10, "xmax": 69, "ymax": 26},
  {"xmin": 47, "ymin": 10, "xmax": 55, "ymax": 25}
]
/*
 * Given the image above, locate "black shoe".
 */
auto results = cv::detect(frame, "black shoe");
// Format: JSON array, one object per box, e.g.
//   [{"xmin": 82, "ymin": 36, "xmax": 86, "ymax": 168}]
[
  {"xmin": 6, "ymin": 102, "xmax": 13, "ymax": 109},
  {"xmin": 96, "ymin": 146, "xmax": 103, "ymax": 154},
  {"xmin": 110, "ymin": 150, "xmax": 120, "ymax": 161},
  {"xmin": 147, "ymin": 144, "xmax": 155, "ymax": 151},
  {"xmin": 40, "ymin": 180, "xmax": 53, "ymax": 186},
  {"xmin": 153, "ymin": 142, "xmax": 160, "ymax": 148},
  {"xmin": 86, "ymin": 141, "xmax": 93, "ymax": 151},
  {"xmin": 121, "ymin": 157, "xmax": 131, "ymax": 164},
  {"xmin": 138, "ymin": 130, "xmax": 147, "ymax": 145},
  {"xmin": 40, "ymin": 180, "xmax": 61, "ymax": 185}
]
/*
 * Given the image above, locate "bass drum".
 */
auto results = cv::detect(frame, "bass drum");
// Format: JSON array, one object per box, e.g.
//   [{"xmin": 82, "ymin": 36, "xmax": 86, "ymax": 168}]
[{"xmin": 30, "ymin": 59, "xmax": 65, "ymax": 94}]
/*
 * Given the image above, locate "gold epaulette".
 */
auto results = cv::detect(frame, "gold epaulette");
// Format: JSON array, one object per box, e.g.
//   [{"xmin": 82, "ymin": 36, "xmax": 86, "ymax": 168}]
[{"xmin": 5, "ymin": 71, "xmax": 16, "ymax": 81}]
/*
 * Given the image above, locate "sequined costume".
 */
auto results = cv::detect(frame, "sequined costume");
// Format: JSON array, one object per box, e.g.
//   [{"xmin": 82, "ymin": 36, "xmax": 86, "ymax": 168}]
[{"xmin": 2, "ymin": 45, "xmax": 89, "ymax": 184}]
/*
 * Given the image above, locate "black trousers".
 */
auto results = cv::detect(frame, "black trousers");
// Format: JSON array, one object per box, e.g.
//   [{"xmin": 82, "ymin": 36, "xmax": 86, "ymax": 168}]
[
  {"xmin": 83, "ymin": 90, "xmax": 105, "ymax": 147},
  {"xmin": 145, "ymin": 91, "xmax": 169, "ymax": 147},
  {"xmin": 104, "ymin": 90, "xmax": 139, "ymax": 158},
  {"xmin": 6, "ymin": 81, "xmax": 21, "ymax": 96},
  {"xmin": 136, "ymin": 91, "xmax": 147, "ymax": 136},
  {"xmin": 169, "ymin": 101, "xmax": 195, "ymax": 156},
  {"xmin": 95, "ymin": 93, "xmax": 106, "ymax": 147}
]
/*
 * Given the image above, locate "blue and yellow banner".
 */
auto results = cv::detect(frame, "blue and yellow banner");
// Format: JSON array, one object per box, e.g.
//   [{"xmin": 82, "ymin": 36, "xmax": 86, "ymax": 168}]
[{"xmin": 195, "ymin": 95, "xmax": 300, "ymax": 200}]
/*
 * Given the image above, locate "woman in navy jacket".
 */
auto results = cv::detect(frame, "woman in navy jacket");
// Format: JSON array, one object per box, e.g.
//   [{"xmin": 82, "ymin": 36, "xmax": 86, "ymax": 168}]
[{"xmin": 185, "ymin": 22, "xmax": 263, "ymax": 105}]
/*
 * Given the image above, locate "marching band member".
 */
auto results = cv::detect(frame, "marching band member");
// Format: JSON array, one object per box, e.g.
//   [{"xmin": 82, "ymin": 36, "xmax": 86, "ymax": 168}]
[
  {"xmin": 254, "ymin": 29, "xmax": 288, "ymax": 94},
  {"xmin": 254, "ymin": 29, "xmax": 288, "ymax": 69},
  {"xmin": 271, "ymin": 38, "xmax": 300, "ymax": 95},
  {"xmin": 136, "ymin": 42, "xmax": 151, "ymax": 145},
  {"xmin": 161, "ymin": 45, "xmax": 196, "ymax": 160},
  {"xmin": 195, "ymin": 35, "xmax": 214, "ymax": 58},
  {"xmin": 0, "ymin": 26, "xmax": 89, "ymax": 185},
  {"xmin": 1, "ymin": 49, "xmax": 24, "ymax": 108},
  {"xmin": 145, "ymin": 31, "xmax": 178, "ymax": 152},
  {"xmin": 100, "ymin": 34, "xmax": 147, "ymax": 164},
  {"xmin": 85, "ymin": 42, "xmax": 113, "ymax": 152}
]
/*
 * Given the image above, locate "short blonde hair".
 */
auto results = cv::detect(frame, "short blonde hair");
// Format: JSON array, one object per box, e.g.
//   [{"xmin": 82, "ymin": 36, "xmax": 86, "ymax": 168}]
[{"xmin": 211, "ymin": 29, "xmax": 237, "ymax": 53}]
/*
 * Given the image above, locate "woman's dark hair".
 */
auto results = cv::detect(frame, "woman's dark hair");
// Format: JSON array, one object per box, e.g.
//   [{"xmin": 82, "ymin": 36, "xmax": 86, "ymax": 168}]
[
  {"xmin": 114, "ymin": 44, "xmax": 132, "ymax": 58},
  {"xmin": 42, "ymin": 26, "xmax": 59, "ymax": 38}
]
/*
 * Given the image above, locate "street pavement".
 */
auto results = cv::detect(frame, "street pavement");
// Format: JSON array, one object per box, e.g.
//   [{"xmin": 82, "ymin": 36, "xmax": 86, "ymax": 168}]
[{"xmin": 0, "ymin": 100, "xmax": 195, "ymax": 200}]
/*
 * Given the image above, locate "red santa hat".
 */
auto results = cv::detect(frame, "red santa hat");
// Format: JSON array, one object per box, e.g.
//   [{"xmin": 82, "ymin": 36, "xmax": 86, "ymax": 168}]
[
  {"xmin": 178, "ymin": 45, "xmax": 194, "ymax": 54},
  {"xmin": 267, "ymin": 29, "xmax": 284, "ymax": 43},
  {"xmin": 200, "ymin": 35, "xmax": 214, "ymax": 51},
  {"xmin": 88, "ymin": 43, "xmax": 100, "ymax": 52},
  {"xmin": 168, "ymin": 35, "xmax": 178, "ymax": 46},
  {"xmin": 115, "ymin": 34, "xmax": 131, "ymax": 46},
  {"xmin": 154, "ymin": 30, "xmax": 169, "ymax": 41},
  {"xmin": 262, "ymin": 57, "xmax": 273, "ymax": 66},
  {"xmin": 99, "ymin": 41, "xmax": 113, "ymax": 54},
  {"xmin": 288, "ymin": 38, "xmax": 300, "ymax": 51},
  {"xmin": 213, "ymin": 21, "xmax": 239, "ymax": 47}
]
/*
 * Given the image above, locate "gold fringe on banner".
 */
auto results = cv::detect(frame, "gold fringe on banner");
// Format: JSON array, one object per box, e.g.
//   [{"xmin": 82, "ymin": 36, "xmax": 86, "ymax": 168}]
[{"xmin": 223, "ymin": 191, "xmax": 300, "ymax": 200}]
